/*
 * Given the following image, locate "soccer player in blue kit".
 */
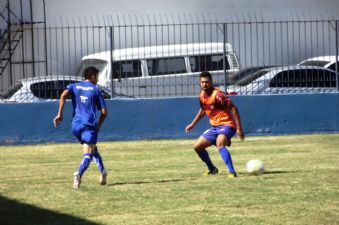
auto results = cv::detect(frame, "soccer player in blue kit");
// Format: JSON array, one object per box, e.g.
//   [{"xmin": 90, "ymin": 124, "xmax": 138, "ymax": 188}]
[{"xmin": 53, "ymin": 66, "xmax": 108, "ymax": 189}]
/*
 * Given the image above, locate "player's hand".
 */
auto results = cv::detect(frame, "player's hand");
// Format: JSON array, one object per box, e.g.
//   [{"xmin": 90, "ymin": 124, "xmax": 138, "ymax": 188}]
[
  {"xmin": 53, "ymin": 115, "xmax": 63, "ymax": 127},
  {"xmin": 185, "ymin": 124, "xmax": 194, "ymax": 133},
  {"xmin": 237, "ymin": 127, "xmax": 245, "ymax": 141}
]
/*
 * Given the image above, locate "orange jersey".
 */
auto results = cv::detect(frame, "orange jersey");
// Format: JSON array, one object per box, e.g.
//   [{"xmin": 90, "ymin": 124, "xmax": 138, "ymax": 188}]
[{"xmin": 199, "ymin": 88, "xmax": 237, "ymax": 128}]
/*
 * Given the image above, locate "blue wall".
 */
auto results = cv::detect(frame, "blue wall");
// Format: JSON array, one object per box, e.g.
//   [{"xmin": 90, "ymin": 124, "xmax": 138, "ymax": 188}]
[{"xmin": 0, "ymin": 94, "xmax": 338, "ymax": 145}]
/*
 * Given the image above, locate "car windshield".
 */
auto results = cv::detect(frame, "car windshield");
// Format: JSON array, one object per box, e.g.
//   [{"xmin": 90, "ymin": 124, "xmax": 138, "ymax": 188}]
[
  {"xmin": 235, "ymin": 69, "xmax": 271, "ymax": 86},
  {"xmin": 77, "ymin": 59, "xmax": 108, "ymax": 78},
  {"xmin": 299, "ymin": 60, "xmax": 329, "ymax": 67},
  {"xmin": 227, "ymin": 66, "xmax": 269, "ymax": 85}
]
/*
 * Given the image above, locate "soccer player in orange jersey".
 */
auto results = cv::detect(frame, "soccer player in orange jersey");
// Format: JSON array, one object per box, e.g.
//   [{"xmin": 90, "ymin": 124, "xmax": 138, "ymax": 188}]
[{"xmin": 185, "ymin": 71, "xmax": 245, "ymax": 177}]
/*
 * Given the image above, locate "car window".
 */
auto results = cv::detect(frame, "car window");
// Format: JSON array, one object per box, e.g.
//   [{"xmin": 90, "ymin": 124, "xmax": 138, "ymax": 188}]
[
  {"xmin": 147, "ymin": 57, "xmax": 186, "ymax": 75},
  {"xmin": 31, "ymin": 80, "xmax": 112, "ymax": 100},
  {"xmin": 189, "ymin": 54, "xmax": 230, "ymax": 72},
  {"xmin": 113, "ymin": 60, "xmax": 142, "ymax": 79},
  {"xmin": 30, "ymin": 80, "xmax": 78, "ymax": 99},
  {"xmin": 269, "ymin": 69, "xmax": 337, "ymax": 88}
]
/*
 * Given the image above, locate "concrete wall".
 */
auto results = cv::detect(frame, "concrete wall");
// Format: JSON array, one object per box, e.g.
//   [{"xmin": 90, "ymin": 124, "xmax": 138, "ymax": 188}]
[{"xmin": 1, "ymin": 94, "xmax": 338, "ymax": 145}]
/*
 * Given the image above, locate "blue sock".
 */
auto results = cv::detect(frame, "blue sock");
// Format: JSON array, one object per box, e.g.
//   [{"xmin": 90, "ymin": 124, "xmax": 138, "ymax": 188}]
[
  {"xmin": 78, "ymin": 153, "xmax": 92, "ymax": 177},
  {"xmin": 219, "ymin": 147, "xmax": 236, "ymax": 174},
  {"xmin": 196, "ymin": 149, "xmax": 216, "ymax": 171},
  {"xmin": 93, "ymin": 148, "xmax": 105, "ymax": 174}
]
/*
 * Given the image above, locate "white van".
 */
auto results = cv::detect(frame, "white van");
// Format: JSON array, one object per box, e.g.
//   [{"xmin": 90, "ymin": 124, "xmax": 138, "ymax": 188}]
[{"xmin": 76, "ymin": 43, "xmax": 240, "ymax": 97}]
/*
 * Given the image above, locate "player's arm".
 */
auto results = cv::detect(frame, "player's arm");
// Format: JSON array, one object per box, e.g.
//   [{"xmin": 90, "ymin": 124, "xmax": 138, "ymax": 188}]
[
  {"xmin": 216, "ymin": 91, "xmax": 245, "ymax": 141},
  {"xmin": 230, "ymin": 103, "xmax": 245, "ymax": 141},
  {"xmin": 185, "ymin": 108, "xmax": 205, "ymax": 132},
  {"xmin": 53, "ymin": 89, "xmax": 70, "ymax": 127},
  {"xmin": 97, "ymin": 107, "xmax": 108, "ymax": 132}
]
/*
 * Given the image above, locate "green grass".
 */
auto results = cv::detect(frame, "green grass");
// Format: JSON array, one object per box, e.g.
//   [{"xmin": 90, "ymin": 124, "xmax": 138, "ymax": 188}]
[{"xmin": 0, "ymin": 134, "xmax": 338, "ymax": 225}]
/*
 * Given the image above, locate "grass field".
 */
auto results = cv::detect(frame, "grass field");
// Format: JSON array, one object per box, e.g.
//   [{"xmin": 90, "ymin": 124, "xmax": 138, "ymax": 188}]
[{"xmin": 0, "ymin": 134, "xmax": 338, "ymax": 225}]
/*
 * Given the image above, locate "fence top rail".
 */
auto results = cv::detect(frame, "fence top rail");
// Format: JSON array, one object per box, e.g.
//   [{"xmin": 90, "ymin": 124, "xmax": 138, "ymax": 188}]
[
  {"xmin": 43, "ymin": 19, "xmax": 339, "ymax": 29},
  {"xmin": 43, "ymin": 10, "xmax": 339, "ymax": 28}
]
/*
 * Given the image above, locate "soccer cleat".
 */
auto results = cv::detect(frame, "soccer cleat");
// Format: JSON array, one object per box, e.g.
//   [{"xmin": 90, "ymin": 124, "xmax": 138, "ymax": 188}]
[
  {"xmin": 99, "ymin": 169, "xmax": 107, "ymax": 185},
  {"xmin": 228, "ymin": 172, "xmax": 238, "ymax": 178},
  {"xmin": 73, "ymin": 171, "xmax": 81, "ymax": 189},
  {"xmin": 204, "ymin": 167, "xmax": 219, "ymax": 176}
]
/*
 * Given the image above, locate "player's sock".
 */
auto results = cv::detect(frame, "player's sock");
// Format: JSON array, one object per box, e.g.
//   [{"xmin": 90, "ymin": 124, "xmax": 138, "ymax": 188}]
[
  {"xmin": 196, "ymin": 149, "xmax": 216, "ymax": 171},
  {"xmin": 78, "ymin": 153, "xmax": 93, "ymax": 177},
  {"xmin": 93, "ymin": 147, "xmax": 105, "ymax": 174},
  {"xmin": 219, "ymin": 147, "xmax": 236, "ymax": 174}
]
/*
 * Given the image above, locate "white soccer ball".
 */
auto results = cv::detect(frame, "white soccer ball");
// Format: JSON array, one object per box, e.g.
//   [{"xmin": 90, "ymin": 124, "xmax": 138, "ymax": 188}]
[{"xmin": 246, "ymin": 159, "xmax": 265, "ymax": 175}]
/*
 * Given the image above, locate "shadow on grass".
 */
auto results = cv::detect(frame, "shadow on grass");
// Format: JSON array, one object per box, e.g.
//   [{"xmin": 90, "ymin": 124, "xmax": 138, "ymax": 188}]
[
  {"xmin": 0, "ymin": 195, "xmax": 99, "ymax": 225},
  {"xmin": 237, "ymin": 170, "xmax": 290, "ymax": 177},
  {"xmin": 108, "ymin": 178, "xmax": 195, "ymax": 186}
]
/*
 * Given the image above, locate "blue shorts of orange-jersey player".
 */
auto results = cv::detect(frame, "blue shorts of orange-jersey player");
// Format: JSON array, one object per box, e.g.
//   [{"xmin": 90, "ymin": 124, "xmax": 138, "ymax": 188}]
[{"xmin": 202, "ymin": 125, "xmax": 236, "ymax": 146}]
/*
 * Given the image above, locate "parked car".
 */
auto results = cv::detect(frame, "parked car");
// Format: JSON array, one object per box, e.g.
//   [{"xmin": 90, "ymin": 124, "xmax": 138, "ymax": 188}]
[
  {"xmin": 223, "ymin": 65, "xmax": 338, "ymax": 95},
  {"xmin": 298, "ymin": 55, "xmax": 339, "ymax": 71},
  {"xmin": 3, "ymin": 76, "xmax": 113, "ymax": 103}
]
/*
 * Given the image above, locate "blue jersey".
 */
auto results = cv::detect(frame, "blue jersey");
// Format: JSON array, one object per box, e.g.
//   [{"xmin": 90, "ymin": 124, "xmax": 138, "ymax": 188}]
[{"xmin": 67, "ymin": 81, "xmax": 106, "ymax": 127}]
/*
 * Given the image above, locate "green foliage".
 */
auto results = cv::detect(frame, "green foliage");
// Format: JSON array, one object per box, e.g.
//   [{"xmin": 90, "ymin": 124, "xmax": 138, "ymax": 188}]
[{"xmin": 0, "ymin": 134, "xmax": 338, "ymax": 225}]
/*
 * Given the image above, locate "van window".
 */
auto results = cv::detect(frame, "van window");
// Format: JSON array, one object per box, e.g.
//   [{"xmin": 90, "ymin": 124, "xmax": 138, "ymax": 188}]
[
  {"xmin": 190, "ymin": 54, "xmax": 230, "ymax": 72},
  {"xmin": 147, "ymin": 57, "xmax": 186, "ymax": 76},
  {"xmin": 269, "ymin": 69, "xmax": 337, "ymax": 88},
  {"xmin": 113, "ymin": 60, "xmax": 142, "ymax": 79}
]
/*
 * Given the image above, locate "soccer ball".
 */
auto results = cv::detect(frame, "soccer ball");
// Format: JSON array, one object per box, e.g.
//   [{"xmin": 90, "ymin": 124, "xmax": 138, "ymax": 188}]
[{"xmin": 246, "ymin": 159, "xmax": 265, "ymax": 175}]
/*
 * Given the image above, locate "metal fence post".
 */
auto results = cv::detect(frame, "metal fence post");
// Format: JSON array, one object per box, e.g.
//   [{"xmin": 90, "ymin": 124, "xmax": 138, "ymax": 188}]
[
  {"xmin": 336, "ymin": 20, "xmax": 339, "ymax": 91},
  {"xmin": 110, "ymin": 26, "xmax": 114, "ymax": 98},
  {"xmin": 223, "ymin": 23, "xmax": 227, "ymax": 93}
]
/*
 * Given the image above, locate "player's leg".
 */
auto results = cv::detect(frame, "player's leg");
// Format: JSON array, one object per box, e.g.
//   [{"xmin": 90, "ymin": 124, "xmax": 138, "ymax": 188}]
[
  {"xmin": 73, "ymin": 125, "xmax": 97, "ymax": 188},
  {"xmin": 216, "ymin": 126, "xmax": 237, "ymax": 177},
  {"xmin": 194, "ymin": 128, "xmax": 218, "ymax": 175},
  {"xmin": 93, "ymin": 146, "xmax": 107, "ymax": 185},
  {"xmin": 93, "ymin": 147, "xmax": 104, "ymax": 173},
  {"xmin": 73, "ymin": 143, "xmax": 94, "ymax": 188},
  {"xmin": 78, "ymin": 143, "xmax": 95, "ymax": 177}
]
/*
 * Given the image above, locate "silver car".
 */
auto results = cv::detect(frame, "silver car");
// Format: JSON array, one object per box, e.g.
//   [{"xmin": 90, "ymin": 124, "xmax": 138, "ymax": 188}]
[
  {"xmin": 3, "ymin": 75, "xmax": 112, "ymax": 103},
  {"xmin": 223, "ymin": 65, "xmax": 338, "ymax": 95}
]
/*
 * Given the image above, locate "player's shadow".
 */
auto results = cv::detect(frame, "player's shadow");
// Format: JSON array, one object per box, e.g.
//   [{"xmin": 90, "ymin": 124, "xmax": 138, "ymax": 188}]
[
  {"xmin": 0, "ymin": 195, "xmax": 99, "ymax": 225},
  {"xmin": 108, "ymin": 178, "xmax": 194, "ymax": 186}
]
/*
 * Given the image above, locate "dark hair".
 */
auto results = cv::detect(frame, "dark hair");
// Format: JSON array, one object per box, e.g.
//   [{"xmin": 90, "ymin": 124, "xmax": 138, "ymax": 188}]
[
  {"xmin": 83, "ymin": 66, "xmax": 99, "ymax": 80},
  {"xmin": 200, "ymin": 71, "xmax": 212, "ymax": 81}
]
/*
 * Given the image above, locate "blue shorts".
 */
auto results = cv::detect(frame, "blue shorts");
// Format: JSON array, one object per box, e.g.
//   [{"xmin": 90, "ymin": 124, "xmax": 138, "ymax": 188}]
[
  {"xmin": 202, "ymin": 125, "xmax": 236, "ymax": 145},
  {"xmin": 72, "ymin": 124, "xmax": 98, "ymax": 144}
]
